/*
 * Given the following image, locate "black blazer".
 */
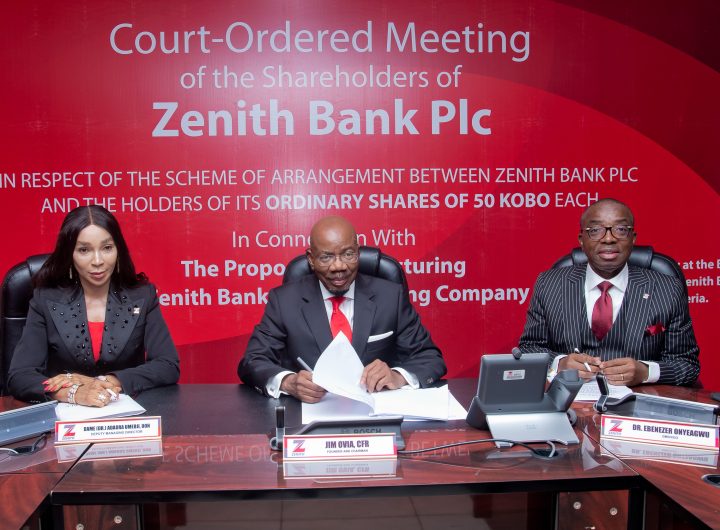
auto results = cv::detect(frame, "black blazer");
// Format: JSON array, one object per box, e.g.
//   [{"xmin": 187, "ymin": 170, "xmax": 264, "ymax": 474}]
[
  {"xmin": 238, "ymin": 273, "xmax": 446, "ymax": 395},
  {"xmin": 8, "ymin": 282, "xmax": 180, "ymax": 401},
  {"xmin": 519, "ymin": 264, "xmax": 700, "ymax": 386}
]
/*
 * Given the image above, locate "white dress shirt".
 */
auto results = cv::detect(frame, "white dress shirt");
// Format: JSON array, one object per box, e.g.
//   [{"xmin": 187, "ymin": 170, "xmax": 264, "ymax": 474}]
[{"xmin": 266, "ymin": 280, "xmax": 418, "ymax": 397}]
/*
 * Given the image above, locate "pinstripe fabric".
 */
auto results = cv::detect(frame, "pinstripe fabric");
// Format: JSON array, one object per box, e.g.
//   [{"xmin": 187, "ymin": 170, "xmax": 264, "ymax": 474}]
[{"xmin": 519, "ymin": 264, "xmax": 700, "ymax": 386}]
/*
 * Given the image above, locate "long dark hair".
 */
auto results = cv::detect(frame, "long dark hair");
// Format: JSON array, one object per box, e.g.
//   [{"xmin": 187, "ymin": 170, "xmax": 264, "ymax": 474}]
[{"xmin": 34, "ymin": 205, "xmax": 147, "ymax": 289}]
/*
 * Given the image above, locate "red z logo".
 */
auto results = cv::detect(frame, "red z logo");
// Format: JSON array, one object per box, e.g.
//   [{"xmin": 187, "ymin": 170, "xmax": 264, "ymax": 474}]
[
  {"xmin": 63, "ymin": 424, "xmax": 76, "ymax": 438},
  {"xmin": 292, "ymin": 440, "xmax": 306, "ymax": 454},
  {"xmin": 608, "ymin": 420, "xmax": 623, "ymax": 434}
]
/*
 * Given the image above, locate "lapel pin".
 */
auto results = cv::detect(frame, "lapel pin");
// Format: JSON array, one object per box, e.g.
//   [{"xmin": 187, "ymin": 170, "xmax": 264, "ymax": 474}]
[
  {"xmin": 132, "ymin": 307, "xmax": 140, "ymax": 315},
  {"xmin": 642, "ymin": 293, "xmax": 649, "ymax": 299}
]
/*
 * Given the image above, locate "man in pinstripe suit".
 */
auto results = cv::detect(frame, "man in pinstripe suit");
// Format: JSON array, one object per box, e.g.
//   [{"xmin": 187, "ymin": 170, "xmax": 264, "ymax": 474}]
[{"xmin": 519, "ymin": 199, "xmax": 699, "ymax": 386}]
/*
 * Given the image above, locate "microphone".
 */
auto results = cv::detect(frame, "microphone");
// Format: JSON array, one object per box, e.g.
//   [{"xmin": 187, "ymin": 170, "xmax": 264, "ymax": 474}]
[
  {"xmin": 269, "ymin": 406, "xmax": 285, "ymax": 451},
  {"xmin": 511, "ymin": 347, "xmax": 522, "ymax": 360}
]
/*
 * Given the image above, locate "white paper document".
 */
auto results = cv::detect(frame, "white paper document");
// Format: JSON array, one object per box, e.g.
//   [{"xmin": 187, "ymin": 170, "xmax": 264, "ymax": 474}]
[
  {"xmin": 312, "ymin": 332, "xmax": 374, "ymax": 408},
  {"xmin": 303, "ymin": 333, "xmax": 467, "ymax": 423},
  {"xmin": 302, "ymin": 387, "xmax": 468, "ymax": 424},
  {"xmin": 574, "ymin": 380, "xmax": 633, "ymax": 402},
  {"xmin": 55, "ymin": 394, "xmax": 146, "ymax": 422}
]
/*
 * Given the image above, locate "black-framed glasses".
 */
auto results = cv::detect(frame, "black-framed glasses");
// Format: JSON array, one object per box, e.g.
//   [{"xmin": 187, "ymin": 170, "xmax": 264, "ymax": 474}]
[
  {"xmin": 0, "ymin": 432, "xmax": 48, "ymax": 459},
  {"xmin": 584, "ymin": 225, "xmax": 634, "ymax": 241},
  {"xmin": 313, "ymin": 249, "xmax": 359, "ymax": 266}
]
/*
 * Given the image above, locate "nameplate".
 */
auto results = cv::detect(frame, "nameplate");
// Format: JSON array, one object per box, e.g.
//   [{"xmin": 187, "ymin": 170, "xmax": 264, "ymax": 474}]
[
  {"xmin": 55, "ymin": 416, "xmax": 162, "ymax": 444},
  {"xmin": 283, "ymin": 433, "xmax": 396, "ymax": 461},
  {"xmin": 600, "ymin": 414, "xmax": 719, "ymax": 451}
]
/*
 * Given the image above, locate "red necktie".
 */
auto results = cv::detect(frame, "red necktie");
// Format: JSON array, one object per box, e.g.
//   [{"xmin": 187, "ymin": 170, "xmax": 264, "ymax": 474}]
[
  {"xmin": 330, "ymin": 296, "xmax": 352, "ymax": 342},
  {"xmin": 591, "ymin": 281, "xmax": 613, "ymax": 340}
]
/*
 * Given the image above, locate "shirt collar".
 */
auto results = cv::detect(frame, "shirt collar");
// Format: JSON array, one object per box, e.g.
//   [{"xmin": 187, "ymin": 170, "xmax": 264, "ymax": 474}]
[
  {"xmin": 318, "ymin": 280, "xmax": 356, "ymax": 301},
  {"xmin": 585, "ymin": 263, "xmax": 629, "ymax": 294}
]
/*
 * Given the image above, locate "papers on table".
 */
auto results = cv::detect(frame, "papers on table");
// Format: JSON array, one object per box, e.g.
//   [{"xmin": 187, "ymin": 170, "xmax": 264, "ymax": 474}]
[
  {"xmin": 574, "ymin": 380, "xmax": 633, "ymax": 402},
  {"xmin": 55, "ymin": 394, "xmax": 146, "ymax": 422},
  {"xmin": 373, "ymin": 386, "xmax": 467, "ymax": 420},
  {"xmin": 303, "ymin": 333, "xmax": 467, "ymax": 423},
  {"xmin": 302, "ymin": 387, "xmax": 468, "ymax": 424}
]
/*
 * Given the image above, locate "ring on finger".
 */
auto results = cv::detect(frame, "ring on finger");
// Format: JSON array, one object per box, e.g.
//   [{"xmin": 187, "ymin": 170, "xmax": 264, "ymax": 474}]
[
  {"xmin": 65, "ymin": 373, "xmax": 72, "ymax": 379},
  {"xmin": 98, "ymin": 393, "xmax": 106, "ymax": 401},
  {"xmin": 620, "ymin": 374, "xmax": 624, "ymax": 382}
]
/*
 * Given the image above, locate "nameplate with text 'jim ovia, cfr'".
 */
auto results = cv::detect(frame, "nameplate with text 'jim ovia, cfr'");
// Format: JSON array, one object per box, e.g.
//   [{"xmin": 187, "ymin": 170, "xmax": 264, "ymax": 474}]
[{"xmin": 283, "ymin": 433, "xmax": 396, "ymax": 461}]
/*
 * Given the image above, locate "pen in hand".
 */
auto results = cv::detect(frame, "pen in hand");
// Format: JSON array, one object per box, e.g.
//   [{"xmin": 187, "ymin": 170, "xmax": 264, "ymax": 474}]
[
  {"xmin": 575, "ymin": 348, "xmax": 601, "ymax": 374},
  {"xmin": 296, "ymin": 357, "xmax": 313, "ymax": 373},
  {"xmin": 573, "ymin": 348, "xmax": 592, "ymax": 373}
]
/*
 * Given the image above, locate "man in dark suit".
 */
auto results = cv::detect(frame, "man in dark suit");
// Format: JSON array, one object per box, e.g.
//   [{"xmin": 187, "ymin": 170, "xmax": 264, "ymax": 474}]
[
  {"xmin": 238, "ymin": 216, "xmax": 446, "ymax": 402},
  {"xmin": 519, "ymin": 198, "xmax": 699, "ymax": 386}
]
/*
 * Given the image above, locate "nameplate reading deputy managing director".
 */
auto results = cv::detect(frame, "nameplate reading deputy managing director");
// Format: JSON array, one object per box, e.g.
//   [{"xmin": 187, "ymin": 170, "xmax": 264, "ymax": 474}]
[
  {"xmin": 238, "ymin": 216, "xmax": 446, "ymax": 403},
  {"xmin": 518, "ymin": 198, "xmax": 699, "ymax": 387}
]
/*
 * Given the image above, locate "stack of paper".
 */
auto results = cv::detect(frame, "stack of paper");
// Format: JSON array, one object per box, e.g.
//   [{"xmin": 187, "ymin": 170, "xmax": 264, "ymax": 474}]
[
  {"xmin": 55, "ymin": 394, "xmax": 146, "ymax": 422},
  {"xmin": 302, "ymin": 333, "xmax": 467, "ymax": 423},
  {"xmin": 573, "ymin": 380, "xmax": 633, "ymax": 402}
]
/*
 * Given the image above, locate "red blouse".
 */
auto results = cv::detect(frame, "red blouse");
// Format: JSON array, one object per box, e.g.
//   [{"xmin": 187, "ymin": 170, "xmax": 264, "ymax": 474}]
[{"xmin": 88, "ymin": 321, "xmax": 104, "ymax": 362}]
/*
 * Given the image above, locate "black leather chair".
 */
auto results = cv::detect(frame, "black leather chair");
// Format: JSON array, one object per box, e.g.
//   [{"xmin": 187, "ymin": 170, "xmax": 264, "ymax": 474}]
[
  {"xmin": 552, "ymin": 245, "xmax": 687, "ymax": 296},
  {"xmin": 282, "ymin": 245, "xmax": 408, "ymax": 294},
  {"xmin": 0, "ymin": 254, "xmax": 49, "ymax": 395}
]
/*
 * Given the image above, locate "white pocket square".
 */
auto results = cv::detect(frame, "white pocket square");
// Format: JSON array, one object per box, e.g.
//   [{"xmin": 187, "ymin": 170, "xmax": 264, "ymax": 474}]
[{"xmin": 368, "ymin": 331, "xmax": 393, "ymax": 343}]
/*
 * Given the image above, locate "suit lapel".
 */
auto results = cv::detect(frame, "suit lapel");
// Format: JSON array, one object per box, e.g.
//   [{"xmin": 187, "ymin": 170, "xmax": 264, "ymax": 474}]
[
  {"xmin": 564, "ymin": 265, "xmax": 587, "ymax": 351},
  {"xmin": 620, "ymin": 267, "xmax": 652, "ymax": 356},
  {"xmin": 99, "ymin": 286, "xmax": 145, "ymax": 360},
  {"xmin": 299, "ymin": 279, "xmax": 333, "ymax": 355},
  {"xmin": 351, "ymin": 275, "xmax": 376, "ymax": 360},
  {"xmin": 45, "ymin": 286, "xmax": 91, "ymax": 363}
]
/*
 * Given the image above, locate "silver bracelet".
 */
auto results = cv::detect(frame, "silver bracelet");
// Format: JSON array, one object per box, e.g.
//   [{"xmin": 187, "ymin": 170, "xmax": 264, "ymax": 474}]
[{"xmin": 67, "ymin": 384, "xmax": 80, "ymax": 404}]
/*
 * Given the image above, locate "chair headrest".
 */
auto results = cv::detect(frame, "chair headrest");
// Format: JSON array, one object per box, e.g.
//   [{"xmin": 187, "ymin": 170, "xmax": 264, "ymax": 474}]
[{"xmin": 1, "ymin": 254, "xmax": 50, "ymax": 318}]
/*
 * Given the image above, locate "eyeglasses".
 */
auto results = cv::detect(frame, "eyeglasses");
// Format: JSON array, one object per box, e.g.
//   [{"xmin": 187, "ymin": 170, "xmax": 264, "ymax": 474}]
[
  {"xmin": 584, "ymin": 225, "xmax": 634, "ymax": 241},
  {"xmin": 0, "ymin": 432, "xmax": 48, "ymax": 461},
  {"xmin": 313, "ymin": 250, "xmax": 359, "ymax": 266}
]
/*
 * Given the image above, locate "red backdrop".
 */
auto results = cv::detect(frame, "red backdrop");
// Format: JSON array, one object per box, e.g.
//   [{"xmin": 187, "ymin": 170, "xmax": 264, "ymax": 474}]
[{"xmin": 2, "ymin": 1, "xmax": 718, "ymax": 386}]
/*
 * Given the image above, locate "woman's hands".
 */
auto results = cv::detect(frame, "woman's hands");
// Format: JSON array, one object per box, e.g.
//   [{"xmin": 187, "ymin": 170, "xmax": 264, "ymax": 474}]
[
  {"xmin": 43, "ymin": 373, "xmax": 95, "ymax": 392},
  {"xmin": 46, "ymin": 373, "xmax": 123, "ymax": 407},
  {"xmin": 72, "ymin": 380, "xmax": 122, "ymax": 407}
]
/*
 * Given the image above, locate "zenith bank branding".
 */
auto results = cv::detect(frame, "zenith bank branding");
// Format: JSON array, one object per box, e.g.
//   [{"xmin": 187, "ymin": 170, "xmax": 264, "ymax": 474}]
[{"xmin": 109, "ymin": 20, "xmax": 531, "ymax": 138}]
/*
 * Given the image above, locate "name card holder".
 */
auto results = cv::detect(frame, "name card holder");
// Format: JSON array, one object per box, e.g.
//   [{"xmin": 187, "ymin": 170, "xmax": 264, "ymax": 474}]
[
  {"xmin": 283, "ymin": 433, "xmax": 396, "ymax": 461},
  {"xmin": 600, "ymin": 414, "xmax": 719, "ymax": 452},
  {"xmin": 55, "ymin": 416, "xmax": 162, "ymax": 444}
]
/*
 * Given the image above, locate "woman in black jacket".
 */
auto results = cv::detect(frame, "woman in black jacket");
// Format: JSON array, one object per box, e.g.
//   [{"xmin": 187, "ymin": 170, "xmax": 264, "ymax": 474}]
[{"xmin": 8, "ymin": 205, "xmax": 179, "ymax": 405}]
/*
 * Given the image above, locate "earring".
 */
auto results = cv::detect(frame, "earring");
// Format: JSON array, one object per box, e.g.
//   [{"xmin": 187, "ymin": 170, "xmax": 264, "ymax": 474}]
[{"xmin": 69, "ymin": 267, "xmax": 73, "ymax": 280}]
